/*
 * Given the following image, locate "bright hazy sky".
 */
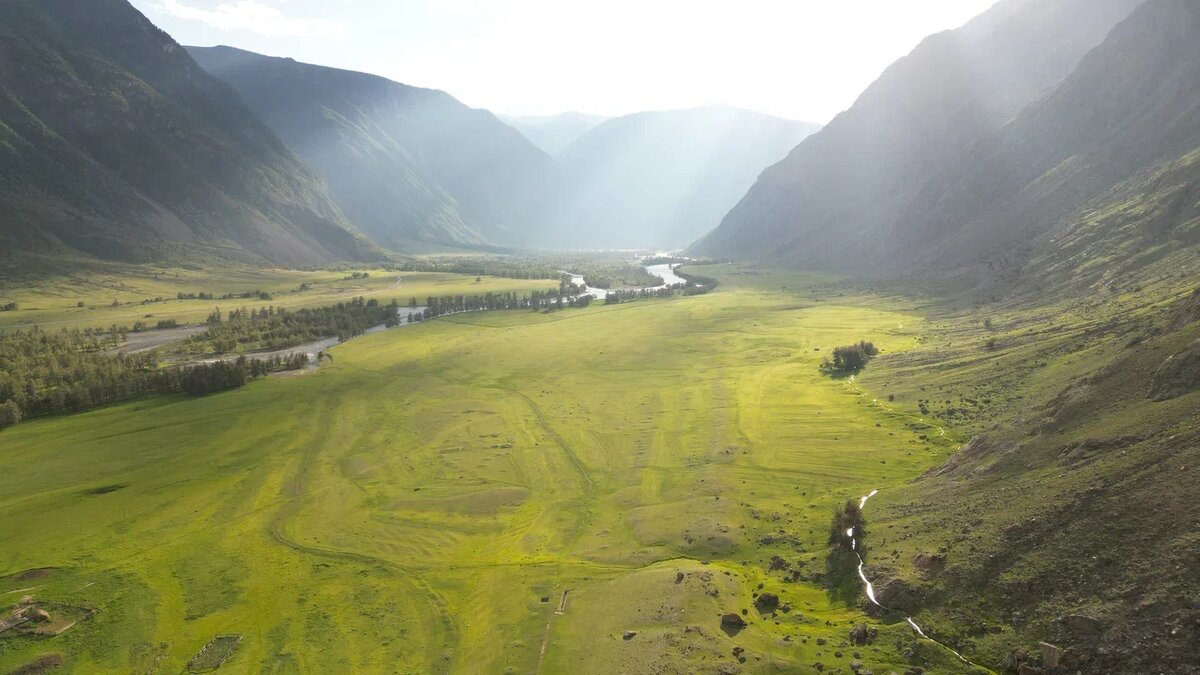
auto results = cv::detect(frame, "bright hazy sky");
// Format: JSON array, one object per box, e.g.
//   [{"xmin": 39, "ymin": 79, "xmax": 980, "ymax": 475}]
[{"xmin": 129, "ymin": 0, "xmax": 997, "ymax": 123}]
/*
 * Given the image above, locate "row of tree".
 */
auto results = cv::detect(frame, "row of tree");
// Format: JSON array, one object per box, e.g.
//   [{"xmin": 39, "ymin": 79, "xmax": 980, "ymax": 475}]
[
  {"xmin": 603, "ymin": 287, "xmax": 677, "ymax": 304},
  {"xmin": 182, "ymin": 297, "xmax": 398, "ymax": 355},
  {"xmin": 826, "ymin": 500, "xmax": 868, "ymax": 604},
  {"xmin": 408, "ymin": 288, "xmax": 595, "ymax": 321},
  {"xmin": 0, "ymin": 328, "xmax": 308, "ymax": 429},
  {"xmin": 394, "ymin": 258, "xmax": 562, "ymax": 280},
  {"xmin": 176, "ymin": 290, "xmax": 273, "ymax": 301}
]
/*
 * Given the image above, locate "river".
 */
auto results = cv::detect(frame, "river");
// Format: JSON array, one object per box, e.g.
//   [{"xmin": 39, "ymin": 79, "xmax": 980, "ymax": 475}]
[
  {"xmin": 564, "ymin": 262, "xmax": 689, "ymax": 300},
  {"xmin": 174, "ymin": 262, "xmax": 688, "ymax": 370}
]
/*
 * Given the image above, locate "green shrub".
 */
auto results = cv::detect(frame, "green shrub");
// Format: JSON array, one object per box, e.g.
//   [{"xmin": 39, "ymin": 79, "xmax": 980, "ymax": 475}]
[{"xmin": 0, "ymin": 400, "xmax": 21, "ymax": 430}]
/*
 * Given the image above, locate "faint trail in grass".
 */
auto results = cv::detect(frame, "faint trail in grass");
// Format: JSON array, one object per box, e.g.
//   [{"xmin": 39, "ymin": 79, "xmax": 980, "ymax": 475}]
[
  {"xmin": 846, "ymin": 375, "xmax": 948, "ymax": 438},
  {"xmin": 266, "ymin": 403, "xmax": 460, "ymax": 665},
  {"xmin": 484, "ymin": 386, "xmax": 595, "ymax": 494}
]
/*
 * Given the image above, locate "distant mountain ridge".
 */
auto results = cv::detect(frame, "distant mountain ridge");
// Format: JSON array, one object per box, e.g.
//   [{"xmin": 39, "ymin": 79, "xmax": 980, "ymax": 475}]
[
  {"xmin": 189, "ymin": 46, "xmax": 560, "ymax": 252},
  {"xmin": 690, "ymin": 0, "xmax": 1148, "ymax": 274},
  {"xmin": 501, "ymin": 112, "xmax": 608, "ymax": 155},
  {"xmin": 550, "ymin": 106, "xmax": 819, "ymax": 249},
  {"xmin": 0, "ymin": 0, "xmax": 379, "ymax": 265}
]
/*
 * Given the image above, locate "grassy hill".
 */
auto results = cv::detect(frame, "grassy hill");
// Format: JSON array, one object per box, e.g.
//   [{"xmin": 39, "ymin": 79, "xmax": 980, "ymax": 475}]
[
  {"xmin": 0, "ymin": 0, "xmax": 380, "ymax": 267},
  {"xmin": 189, "ymin": 46, "xmax": 561, "ymax": 252}
]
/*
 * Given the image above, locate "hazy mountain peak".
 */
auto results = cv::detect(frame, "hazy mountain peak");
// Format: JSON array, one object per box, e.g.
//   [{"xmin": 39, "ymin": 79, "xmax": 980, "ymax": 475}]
[
  {"xmin": 500, "ymin": 111, "xmax": 609, "ymax": 156},
  {"xmin": 690, "ymin": 0, "xmax": 1147, "ymax": 267},
  {"xmin": 190, "ymin": 45, "xmax": 558, "ymax": 252},
  {"xmin": 546, "ymin": 106, "xmax": 820, "ymax": 249}
]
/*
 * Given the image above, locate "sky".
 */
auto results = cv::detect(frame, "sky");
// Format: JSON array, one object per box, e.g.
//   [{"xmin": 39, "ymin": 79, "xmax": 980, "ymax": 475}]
[{"xmin": 129, "ymin": 0, "xmax": 998, "ymax": 123}]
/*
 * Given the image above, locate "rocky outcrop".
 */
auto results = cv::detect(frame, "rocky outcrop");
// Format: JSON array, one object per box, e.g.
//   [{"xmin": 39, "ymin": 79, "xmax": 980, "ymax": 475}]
[{"xmin": 1149, "ymin": 339, "xmax": 1200, "ymax": 401}]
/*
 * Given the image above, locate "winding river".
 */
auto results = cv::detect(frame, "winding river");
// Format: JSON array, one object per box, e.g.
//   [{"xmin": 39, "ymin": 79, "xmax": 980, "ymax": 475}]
[
  {"xmin": 176, "ymin": 262, "xmax": 688, "ymax": 370},
  {"xmin": 564, "ymin": 262, "xmax": 689, "ymax": 300}
]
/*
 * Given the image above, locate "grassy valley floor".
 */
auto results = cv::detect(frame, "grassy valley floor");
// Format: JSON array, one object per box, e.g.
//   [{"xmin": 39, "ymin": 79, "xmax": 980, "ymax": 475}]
[{"xmin": 0, "ymin": 265, "xmax": 986, "ymax": 674}]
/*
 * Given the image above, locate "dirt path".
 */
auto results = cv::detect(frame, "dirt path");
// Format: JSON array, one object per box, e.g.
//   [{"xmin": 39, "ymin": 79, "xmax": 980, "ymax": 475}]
[{"xmin": 846, "ymin": 375, "xmax": 948, "ymax": 440}]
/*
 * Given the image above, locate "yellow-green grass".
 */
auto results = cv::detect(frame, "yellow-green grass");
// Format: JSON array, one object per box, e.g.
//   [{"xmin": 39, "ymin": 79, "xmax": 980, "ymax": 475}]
[
  {"xmin": 0, "ymin": 265, "xmax": 977, "ymax": 674},
  {"xmin": 0, "ymin": 263, "xmax": 558, "ymax": 333}
]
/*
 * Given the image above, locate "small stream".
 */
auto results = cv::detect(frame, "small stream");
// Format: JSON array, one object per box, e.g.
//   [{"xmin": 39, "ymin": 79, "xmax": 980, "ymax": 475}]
[{"xmin": 849, "ymin": 490, "xmax": 992, "ymax": 672}]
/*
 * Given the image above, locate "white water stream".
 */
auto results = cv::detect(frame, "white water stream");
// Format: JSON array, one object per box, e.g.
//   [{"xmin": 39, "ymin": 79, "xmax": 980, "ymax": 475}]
[{"xmin": 849, "ymin": 489, "xmax": 993, "ymax": 672}]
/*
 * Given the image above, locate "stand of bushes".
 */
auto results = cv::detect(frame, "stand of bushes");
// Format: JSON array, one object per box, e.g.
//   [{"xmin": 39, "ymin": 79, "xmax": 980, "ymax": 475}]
[{"xmin": 821, "ymin": 341, "xmax": 879, "ymax": 374}]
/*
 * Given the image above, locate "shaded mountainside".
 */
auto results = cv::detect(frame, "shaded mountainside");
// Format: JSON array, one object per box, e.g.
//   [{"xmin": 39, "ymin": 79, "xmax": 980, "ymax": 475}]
[
  {"xmin": 794, "ymin": 2, "xmax": 1200, "ymax": 673},
  {"xmin": 190, "ymin": 46, "xmax": 560, "ymax": 251},
  {"xmin": 0, "ymin": 0, "xmax": 378, "ymax": 266},
  {"xmin": 550, "ymin": 107, "xmax": 819, "ymax": 250},
  {"xmin": 690, "ymin": 0, "xmax": 1146, "ymax": 269},
  {"xmin": 886, "ymin": 0, "xmax": 1200, "ymax": 290},
  {"xmin": 500, "ymin": 111, "xmax": 607, "ymax": 156}
]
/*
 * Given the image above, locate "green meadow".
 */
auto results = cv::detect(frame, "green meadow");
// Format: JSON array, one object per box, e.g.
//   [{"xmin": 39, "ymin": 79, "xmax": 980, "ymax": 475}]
[
  {"xmin": 0, "ymin": 260, "xmax": 558, "ymax": 333},
  {"xmin": 0, "ymin": 265, "xmax": 982, "ymax": 674}
]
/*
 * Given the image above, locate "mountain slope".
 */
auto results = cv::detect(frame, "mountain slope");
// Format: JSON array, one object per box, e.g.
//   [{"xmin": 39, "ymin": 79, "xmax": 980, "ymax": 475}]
[
  {"xmin": 842, "ymin": 2, "xmax": 1200, "ymax": 672},
  {"xmin": 884, "ymin": 0, "xmax": 1200, "ymax": 285},
  {"xmin": 690, "ymin": 0, "xmax": 1146, "ymax": 267},
  {"xmin": 0, "ymin": 0, "xmax": 378, "ymax": 265},
  {"xmin": 501, "ymin": 112, "xmax": 607, "ymax": 155},
  {"xmin": 189, "ymin": 46, "xmax": 560, "ymax": 251},
  {"xmin": 550, "ymin": 107, "xmax": 819, "ymax": 249}
]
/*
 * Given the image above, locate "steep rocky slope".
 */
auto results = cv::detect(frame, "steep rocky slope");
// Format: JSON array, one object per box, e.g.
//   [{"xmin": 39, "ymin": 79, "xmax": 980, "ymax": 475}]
[
  {"xmin": 190, "ymin": 46, "xmax": 560, "ymax": 251},
  {"xmin": 0, "ymin": 0, "xmax": 378, "ymax": 265},
  {"xmin": 690, "ymin": 0, "xmax": 1146, "ymax": 269}
]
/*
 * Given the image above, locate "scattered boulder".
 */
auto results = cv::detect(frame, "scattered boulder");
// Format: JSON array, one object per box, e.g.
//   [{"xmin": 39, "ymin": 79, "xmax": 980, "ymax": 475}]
[
  {"xmin": 755, "ymin": 592, "xmax": 780, "ymax": 612},
  {"xmin": 623, "ymin": 631, "xmax": 637, "ymax": 640},
  {"xmin": 1038, "ymin": 642, "xmax": 1063, "ymax": 669},
  {"xmin": 675, "ymin": 571, "xmax": 685, "ymax": 584},
  {"xmin": 912, "ymin": 552, "xmax": 947, "ymax": 577},
  {"xmin": 1017, "ymin": 664, "xmax": 1042, "ymax": 675},
  {"xmin": 28, "ymin": 609, "xmax": 51, "ymax": 624},
  {"xmin": 720, "ymin": 612, "xmax": 747, "ymax": 635},
  {"xmin": 874, "ymin": 578, "xmax": 928, "ymax": 612},
  {"xmin": 849, "ymin": 624, "xmax": 877, "ymax": 645},
  {"xmin": 1061, "ymin": 613, "xmax": 1103, "ymax": 639},
  {"xmin": 1004, "ymin": 649, "xmax": 1030, "ymax": 672}
]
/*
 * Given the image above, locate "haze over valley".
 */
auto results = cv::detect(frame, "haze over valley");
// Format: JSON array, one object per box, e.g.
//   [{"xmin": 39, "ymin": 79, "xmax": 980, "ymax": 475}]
[{"xmin": 0, "ymin": 1, "xmax": 1196, "ymax": 674}]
